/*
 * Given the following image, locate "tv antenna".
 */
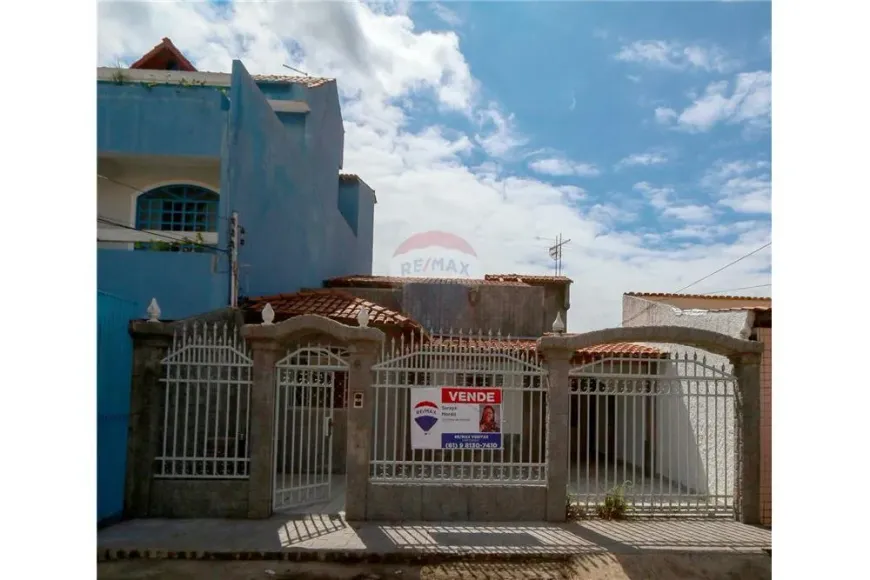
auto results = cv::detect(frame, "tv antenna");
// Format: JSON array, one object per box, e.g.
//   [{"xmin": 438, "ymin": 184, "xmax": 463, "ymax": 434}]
[
  {"xmin": 536, "ymin": 233, "xmax": 571, "ymax": 276},
  {"xmin": 282, "ymin": 64, "xmax": 310, "ymax": 77}
]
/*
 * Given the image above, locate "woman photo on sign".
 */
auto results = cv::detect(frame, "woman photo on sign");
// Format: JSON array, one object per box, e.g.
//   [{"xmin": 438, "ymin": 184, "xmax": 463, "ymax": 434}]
[{"xmin": 479, "ymin": 405, "xmax": 499, "ymax": 433}]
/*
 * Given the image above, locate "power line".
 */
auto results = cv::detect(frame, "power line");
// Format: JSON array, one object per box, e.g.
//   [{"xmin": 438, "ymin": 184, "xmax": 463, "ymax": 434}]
[
  {"xmin": 97, "ymin": 215, "xmax": 229, "ymax": 254},
  {"xmin": 96, "ymin": 174, "xmax": 233, "ymax": 224},
  {"xmin": 700, "ymin": 283, "xmax": 771, "ymax": 295},
  {"xmin": 621, "ymin": 241, "xmax": 772, "ymax": 327}
]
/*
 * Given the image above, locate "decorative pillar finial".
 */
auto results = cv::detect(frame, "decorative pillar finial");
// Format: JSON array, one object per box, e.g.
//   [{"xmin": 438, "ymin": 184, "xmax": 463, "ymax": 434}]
[
  {"xmin": 261, "ymin": 303, "xmax": 275, "ymax": 325},
  {"xmin": 146, "ymin": 298, "xmax": 161, "ymax": 323},
  {"xmin": 552, "ymin": 311, "xmax": 565, "ymax": 334},
  {"xmin": 357, "ymin": 307, "xmax": 370, "ymax": 328}
]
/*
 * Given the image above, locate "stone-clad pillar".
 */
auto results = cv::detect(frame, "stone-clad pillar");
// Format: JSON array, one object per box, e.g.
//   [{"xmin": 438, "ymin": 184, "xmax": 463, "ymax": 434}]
[
  {"xmin": 125, "ymin": 322, "xmax": 174, "ymax": 518},
  {"xmin": 344, "ymin": 339, "xmax": 382, "ymax": 521},
  {"xmin": 244, "ymin": 339, "xmax": 283, "ymax": 518},
  {"xmin": 730, "ymin": 352, "xmax": 763, "ymax": 525},
  {"xmin": 536, "ymin": 342, "xmax": 575, "ymax": 522}
]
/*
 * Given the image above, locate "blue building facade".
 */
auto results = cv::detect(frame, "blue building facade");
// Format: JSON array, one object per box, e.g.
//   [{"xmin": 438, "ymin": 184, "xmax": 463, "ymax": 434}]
[
  {"xmin": 95, "ymin": 40, "xmax": 375, "ymax": 526},
  {"xmin": 97, "ymin": 51, "xmax": 376, "ymax": 319}
]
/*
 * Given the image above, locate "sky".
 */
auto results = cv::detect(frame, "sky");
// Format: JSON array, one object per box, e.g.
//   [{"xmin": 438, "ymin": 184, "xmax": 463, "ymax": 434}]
[{"xmin": 97, "ymin": 0, "xmax": 772, "ymax": 332}]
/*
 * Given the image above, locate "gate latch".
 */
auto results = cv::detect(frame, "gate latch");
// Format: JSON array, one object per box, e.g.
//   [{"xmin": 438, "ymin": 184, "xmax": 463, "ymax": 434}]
[{"xmin": 324, "ymin": 417, "xmax": 333, "ymax": 439}]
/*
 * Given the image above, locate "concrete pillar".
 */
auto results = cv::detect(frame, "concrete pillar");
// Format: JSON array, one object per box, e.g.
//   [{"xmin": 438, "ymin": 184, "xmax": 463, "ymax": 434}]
[
  {"xmin": 343, "ymin": 340, "xmax": 381, "ymax": 521},
  {"xmin": 730, "ymin": 352, "xmax": 763, "ymax": 525},
  {"xmin": 125, "ymin": 322, "xmax": 174, "ymax": 518},
  {"xmin": 538, "ymin": 345, "xmax": 575, "ymax": 522},
  {"xmin": 245, "ymin": 339, "xmax": 283, "ymax": 519}
]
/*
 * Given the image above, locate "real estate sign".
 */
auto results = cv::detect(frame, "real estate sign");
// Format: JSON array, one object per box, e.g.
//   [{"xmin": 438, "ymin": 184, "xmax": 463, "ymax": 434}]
[{"xmin": 410, "ymin": 387, "xmax": 503, "ymax": 450}]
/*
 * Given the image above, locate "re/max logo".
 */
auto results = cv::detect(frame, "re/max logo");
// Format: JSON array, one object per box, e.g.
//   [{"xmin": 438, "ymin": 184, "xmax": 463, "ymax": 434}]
[{"xmin": 400, "ymin": 257, "xmax": 471, "ymax": 276}]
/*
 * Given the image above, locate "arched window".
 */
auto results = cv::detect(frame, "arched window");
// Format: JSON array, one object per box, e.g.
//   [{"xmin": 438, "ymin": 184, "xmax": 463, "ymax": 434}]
[{"xmin": 136, "ymin": 184, "xmax": 219, "ymax": 233}]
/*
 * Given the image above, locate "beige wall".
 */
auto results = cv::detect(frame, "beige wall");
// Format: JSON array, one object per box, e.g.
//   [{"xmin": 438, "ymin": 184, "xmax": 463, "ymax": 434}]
[
  {"xmin": 97, "ymin": 155, "xmax": 221, "ymax": 250},
  {"xmin": 758, "ymin": 327, "xmax": 772, "ymax": 526}
]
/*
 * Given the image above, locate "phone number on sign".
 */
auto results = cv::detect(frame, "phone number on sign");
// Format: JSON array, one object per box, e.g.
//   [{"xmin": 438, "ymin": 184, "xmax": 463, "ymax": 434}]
[{"xmin": 443, "ymin": 442, "xmax": 500, "ymax": 450}]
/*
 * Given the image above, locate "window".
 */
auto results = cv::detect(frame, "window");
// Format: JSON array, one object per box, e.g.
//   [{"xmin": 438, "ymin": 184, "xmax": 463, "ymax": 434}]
[{"xmin": 136, "ymin": 184, "xmax": 219, "ymax": 233}]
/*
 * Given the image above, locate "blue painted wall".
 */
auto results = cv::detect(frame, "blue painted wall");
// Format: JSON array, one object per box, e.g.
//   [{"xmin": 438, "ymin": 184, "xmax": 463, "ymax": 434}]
[
  {"xmin": 97, "ymin": 291, "xmax": 140, "ymax": 525},
  {"xmin": 225, "ymin": 61, "xmax": 373, "ymax": 298},
  {"xmin": 97, "ymin": 82, "xmax": 226, "ymax": 158},
  {"xmin": 97, "ymin": 249, "xmax": 228, "ymax": 320}
]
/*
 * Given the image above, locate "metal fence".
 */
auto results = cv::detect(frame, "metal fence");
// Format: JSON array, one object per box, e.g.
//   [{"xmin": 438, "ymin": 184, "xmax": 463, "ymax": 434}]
[
  {"xmin": 97, "ymin": 291, "xmax": 140, "ymax": 523},
  {"xmin": 273, "ymin": 346, "xmax": 349, "ymax": 511},
  {"xmin": 370, "ymin": 331, "xmax": 549, "ymax": 485},
  {"xmin": 154, "ymin": 322, "xmax": 253, "ymax": 479},
  {"xmin": 567, "ymin": 351, "xmax": 736, "ymax": 516}
]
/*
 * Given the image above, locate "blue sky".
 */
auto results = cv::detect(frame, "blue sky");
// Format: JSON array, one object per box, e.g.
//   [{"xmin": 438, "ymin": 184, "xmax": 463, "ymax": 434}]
[{"xmin": 98, "ymin": 0, "xmax": 772, "ymax": 330}]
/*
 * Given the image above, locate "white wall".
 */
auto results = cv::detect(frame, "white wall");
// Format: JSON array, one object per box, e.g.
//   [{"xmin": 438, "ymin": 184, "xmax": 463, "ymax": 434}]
[
  {"xmin": 97, "ymin": 155, "xmax": 221, "ymax": 250},
  {"xmin": 623, "ymin": 295, "xmax": 750, "ymax": 500}
]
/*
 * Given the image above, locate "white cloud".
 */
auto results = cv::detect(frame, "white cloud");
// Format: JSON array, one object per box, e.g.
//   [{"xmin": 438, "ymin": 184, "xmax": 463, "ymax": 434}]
[
  {"xmin": 616, "ymin": 151, "xmax": 669, "ymax": 169},
  {"xmin": 615, "ymin": 40, "xmax": 737, "ymax": 73},
  {"xmin": 633, "ymin": 182, "xmax": 714, "ymax": 223},
  {"xmin": 657, "ymin": 71, "xmax": 771, "ymax": 133},
  {"xmin": 654, "ymin": 107, "xmax": 678, "ymax": 124},
  {"xmin": 98, "ymin": 1, "xmax": 770, "ymax": 331},
  {"xmin": 528, "ymin": 158, "xmax": 600, "ymax": 177},
  {"xmin": 702, "ymin": 160, "xmax": 772, "ymax": 214},
  {"xmin": 430, "ymin": 3, "xmax": 463, "ymax": 27}
]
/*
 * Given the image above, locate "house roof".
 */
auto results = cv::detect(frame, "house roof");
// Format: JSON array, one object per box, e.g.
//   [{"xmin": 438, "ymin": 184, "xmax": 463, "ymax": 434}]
[
  {"xmin": 485, "ymin": 274, "xmax": 574, "ymax": 284},
  {"xmin": 130, "ymin": 37, "xmax": 197, "ymax": 72},
  {"xmin": 324, "ymin": 275, "xmax": 530, "ymax": 288},
  {"xmin": 250, "ymin": 74, "xmax": 334, "ymax": 88},
  {"xmin": 428, "ymin": 336, "xmax": 665, "ymax": 360},
  {"xmin": 241, "ymin": 289, "xmax": 420, "ymax": 329},
  {"xmin": 339, "ymin": 174, "xmax": 360, "ymax": 183},
  {"xmin": 624, "ymin": 291, "xmax": 771, "ymax": 302}
]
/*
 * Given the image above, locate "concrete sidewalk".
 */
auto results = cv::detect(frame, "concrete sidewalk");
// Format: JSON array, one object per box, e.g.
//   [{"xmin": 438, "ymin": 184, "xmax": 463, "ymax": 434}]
[{"xmin": 98, "ymin": 515, "xmax": 771, "ymax": 562}]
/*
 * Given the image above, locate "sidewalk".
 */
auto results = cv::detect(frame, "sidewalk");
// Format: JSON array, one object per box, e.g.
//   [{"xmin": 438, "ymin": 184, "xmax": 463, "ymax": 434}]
[{"xmin": 98, "ymin": 514, "xmax": 771, "ymax": 563}]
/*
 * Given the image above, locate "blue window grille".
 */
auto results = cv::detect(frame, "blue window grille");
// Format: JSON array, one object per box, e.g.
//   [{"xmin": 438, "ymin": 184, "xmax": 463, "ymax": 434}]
[{"xmin": 135, "ymin": 184, "xmax": 219, "ymax": 252}]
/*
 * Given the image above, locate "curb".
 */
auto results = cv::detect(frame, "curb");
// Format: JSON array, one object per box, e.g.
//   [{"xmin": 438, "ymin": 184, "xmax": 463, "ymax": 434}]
[{"xmin": 97, "ymin": 548, "xmax": 770, "ymax": 564}]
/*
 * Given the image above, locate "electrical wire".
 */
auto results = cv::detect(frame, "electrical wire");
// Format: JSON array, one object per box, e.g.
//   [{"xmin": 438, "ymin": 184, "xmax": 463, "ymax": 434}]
[
  {"xmin": 621, "ymin": 241, "xmax": 772, "ymax": 327},
  {"xmin": 699, "ymin": 283, "xmax": 771, "ymax": 295},
  {"xmin": 97, "ymin": 215, "xmax": 229, "ymax": 254},
  {"xmin": 96, "ymin": 174, "xmax": 233, "ymax": 224}
]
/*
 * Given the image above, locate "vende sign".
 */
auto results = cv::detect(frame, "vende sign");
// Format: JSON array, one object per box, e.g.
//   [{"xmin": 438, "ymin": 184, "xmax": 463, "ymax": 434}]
[{"xmin": 441, "ymin": 388, "xmax": 502, "ymax": 405}]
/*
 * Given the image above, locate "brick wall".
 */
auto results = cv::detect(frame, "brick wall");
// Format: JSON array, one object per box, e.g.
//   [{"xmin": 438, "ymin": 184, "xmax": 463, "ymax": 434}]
[{"xmin": 758, "ymin": 327, "xmax": 772, "ymax": 526}]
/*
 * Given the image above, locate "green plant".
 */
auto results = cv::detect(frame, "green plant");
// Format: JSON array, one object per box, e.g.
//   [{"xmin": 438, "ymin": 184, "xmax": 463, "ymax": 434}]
[
  {"xmin": 565, "ymin": 495, "xmax": 586, "ymax": 521},
  {"xmin": 597, "ymin": 481, "xmax": 632, "ymax": 521},
  {"xmin": 134, "ymin": 232, "xmax": 208, "ymax": 253}
]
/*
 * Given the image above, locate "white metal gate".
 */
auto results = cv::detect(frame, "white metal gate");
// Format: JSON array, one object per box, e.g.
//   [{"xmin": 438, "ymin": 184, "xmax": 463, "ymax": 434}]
[
  {"xmin": 155, "ymin": 322, "xmax": 252, "ymax": 479},
  {"xmin": 273, "ymin": 346, "xmax": 348, "ymax": 511},
  {"xmin": 567, "ymin": 350, "xmax": 736, "ymax": 517},
  {"xmin": 370, "ymin": 331, "xmax": 549, "ymax": 485}
]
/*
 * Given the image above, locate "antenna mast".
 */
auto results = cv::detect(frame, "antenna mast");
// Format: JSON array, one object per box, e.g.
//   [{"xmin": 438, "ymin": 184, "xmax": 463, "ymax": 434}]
[{"xmin": 547, "ymin": 233, "xmax": 571, "ymax": 276}]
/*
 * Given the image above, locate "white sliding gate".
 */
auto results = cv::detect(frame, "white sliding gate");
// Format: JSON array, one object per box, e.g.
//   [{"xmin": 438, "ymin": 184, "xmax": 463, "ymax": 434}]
[
  {"xmin": 567, "ymin": 351, "xmax": 737, "ymax": 517},
  {"xmin": 273, "ymin": 346, "xmax": 348, "ymax": 511}
]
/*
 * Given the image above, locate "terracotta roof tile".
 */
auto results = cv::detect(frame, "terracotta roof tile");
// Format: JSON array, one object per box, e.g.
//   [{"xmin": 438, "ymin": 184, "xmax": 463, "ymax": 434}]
[
  {"xmin": 485, "ymin": 274, "xmax": 574, "ymax": 284},
  {"xmin": 130, "ymin": 37, "xmax": 197, "ymax": 72},
  {"xmin": 324, "ymin": 275, "xmax": 529, "ymax": 288},
  {"xmin": 625, "ymin": 291, "xmax": 771, "ymax": 301},
  {"xmin": 251, "ymin": 74, "xmax": 334, "ymax": 88},
  {"xmin": 427, "ymin": 336, "xmax": 665, "ymax": 360},
  {"xmin": 241, "ymin": 289, "xmax": 420, "ymax": 329}
]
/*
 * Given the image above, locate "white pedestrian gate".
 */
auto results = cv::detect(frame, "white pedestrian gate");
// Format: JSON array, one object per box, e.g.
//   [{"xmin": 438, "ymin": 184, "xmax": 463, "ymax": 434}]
[{"xmin": 273, "ymin": 346, "xmax": 348, "ymax": 512}]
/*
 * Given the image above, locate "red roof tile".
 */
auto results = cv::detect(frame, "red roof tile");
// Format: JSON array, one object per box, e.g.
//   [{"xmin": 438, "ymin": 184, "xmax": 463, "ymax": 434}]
[
  {"xmin": 242, "ymin": 290, "xmax": 421, "ymax": 329},
  {"xmin": 485, "ymin": 274, "xmax": 574, "ymax": 284},
  {"xmin": 427, "ymin": 336, "xmax": 665, "ymax": 360},
  {"xmin": 625, "ymin": 291, "xmax": 771, "ymax": 301},
  {"xmin": 130, "ymin": 37, "xmax": 197, "ymax": 72},
  {"xmin": 324, "ymin": 275, "xmax": 529, "ymax": 288}
]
